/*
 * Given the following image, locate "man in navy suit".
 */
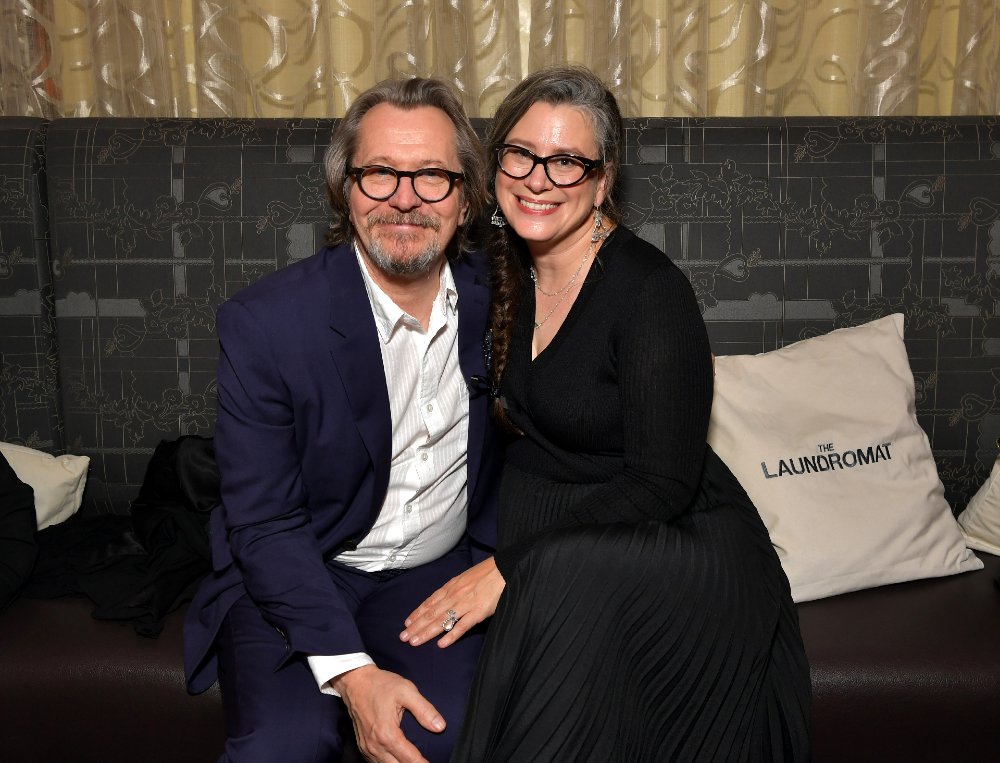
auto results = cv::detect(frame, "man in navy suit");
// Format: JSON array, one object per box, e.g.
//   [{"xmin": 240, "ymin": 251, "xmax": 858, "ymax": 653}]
[{"xmin": 184, "ymin": 78, "xmax": 501, "ymax": 763}]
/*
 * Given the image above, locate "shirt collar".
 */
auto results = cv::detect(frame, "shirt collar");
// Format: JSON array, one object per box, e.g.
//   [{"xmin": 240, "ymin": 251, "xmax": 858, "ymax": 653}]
[{"xmin": 355, "ymin": 243, "xmax": 457, "ymax": 344}]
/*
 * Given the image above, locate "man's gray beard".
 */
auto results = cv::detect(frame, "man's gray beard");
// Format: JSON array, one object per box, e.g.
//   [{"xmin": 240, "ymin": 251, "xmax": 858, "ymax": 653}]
[
  {"xmin": 362, "ymin": 211, "xmax": 445, "ymax": 276},
  {"xmin": 366, "ymin": 235, "xmax": 442, "ymax": 276}
]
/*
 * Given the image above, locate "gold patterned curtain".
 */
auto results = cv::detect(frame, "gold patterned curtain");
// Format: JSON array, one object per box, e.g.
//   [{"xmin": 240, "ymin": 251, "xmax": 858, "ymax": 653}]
[{"xmin": 1, "ymin": 0, "xmax": 997, "ymax": 119}]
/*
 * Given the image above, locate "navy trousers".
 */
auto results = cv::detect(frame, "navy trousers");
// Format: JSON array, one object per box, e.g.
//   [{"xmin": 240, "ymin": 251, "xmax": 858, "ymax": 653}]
[{"xmin": 215, "ymin": 541, "xmax": 485, "ymax": 763}]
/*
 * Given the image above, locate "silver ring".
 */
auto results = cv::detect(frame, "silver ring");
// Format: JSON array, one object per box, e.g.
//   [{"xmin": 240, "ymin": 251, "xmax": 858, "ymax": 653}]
[{"xmin": 441, "ymin": 609, "xmax": 458, "ymax": 632}]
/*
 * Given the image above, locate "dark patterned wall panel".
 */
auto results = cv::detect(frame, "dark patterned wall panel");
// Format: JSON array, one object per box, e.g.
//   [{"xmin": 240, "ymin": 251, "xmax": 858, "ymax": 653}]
[
  {"xmin": 39, "ymin": 116, "xmax": 1000, "ymax": 515},
  {"xmin": 0, "ymin": 118, "xmax": 62, "ymax": 452},
  {"xmin": 621, "ymin": 117, "xmax": 1000, "ymax": 510},
  {"xmin": 45, "ymin": 118, "xmax": 338, "ymax": 513}
]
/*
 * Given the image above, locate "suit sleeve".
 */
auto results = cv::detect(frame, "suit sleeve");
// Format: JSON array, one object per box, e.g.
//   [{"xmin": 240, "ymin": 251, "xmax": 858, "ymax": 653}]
[{"xmin": 215, "ymin": 298, "xmax": 367, "ymax": 661}]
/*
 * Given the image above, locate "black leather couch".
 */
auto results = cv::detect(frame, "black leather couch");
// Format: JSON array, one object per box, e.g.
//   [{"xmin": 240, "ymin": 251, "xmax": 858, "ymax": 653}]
[{"xmin": 1, "ymin": 115, "xmax": 999, "ymax": 762}]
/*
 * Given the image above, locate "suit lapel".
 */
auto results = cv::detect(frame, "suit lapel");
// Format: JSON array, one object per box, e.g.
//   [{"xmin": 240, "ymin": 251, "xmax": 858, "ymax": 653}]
[
  {"xmin": 452, "ymin": 252, "xmax": 491, "ymax": 511},
  {"xmin": 324, "ymin": 245, "xmax": 392, "ymax": 521}
]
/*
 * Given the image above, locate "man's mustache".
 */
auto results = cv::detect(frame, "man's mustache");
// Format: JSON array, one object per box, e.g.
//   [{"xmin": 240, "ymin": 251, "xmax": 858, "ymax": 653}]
[{"xmin": 366, "ymin": 212, "xmax": 441, "ymax": 231}]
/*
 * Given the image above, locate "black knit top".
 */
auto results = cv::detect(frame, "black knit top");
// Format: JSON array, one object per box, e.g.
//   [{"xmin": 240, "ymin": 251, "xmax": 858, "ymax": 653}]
[{"xmin": 494, "ymin": 226, "xmax": 716, "ymax": 574}]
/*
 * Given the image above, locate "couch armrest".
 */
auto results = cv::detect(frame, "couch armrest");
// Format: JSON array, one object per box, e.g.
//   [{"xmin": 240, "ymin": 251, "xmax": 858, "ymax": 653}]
[
  {"xmin": 798, "ymin": 553, "xmax": 1000, "ymax": 762},
  {"xmin": 0, "ymin": 597, "xmax": 224, "ymax": 763}
]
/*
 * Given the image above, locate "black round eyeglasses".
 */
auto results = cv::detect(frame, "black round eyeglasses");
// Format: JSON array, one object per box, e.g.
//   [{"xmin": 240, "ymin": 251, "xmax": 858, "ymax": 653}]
[
  {"xmin": 348, "ymin": 165, "xmax": 464, "ymax": 203},
  {"xmin": 497, "ymin": 144, "xmax": 603, "ymax": 187}
]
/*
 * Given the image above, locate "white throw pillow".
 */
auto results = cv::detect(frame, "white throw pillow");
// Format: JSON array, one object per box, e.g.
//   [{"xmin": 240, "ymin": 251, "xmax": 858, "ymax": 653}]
[
  {"xmin": 707, "ymin": 313, "xmax": 982, "ymax": 602},
  {"xmin": 958, "ymin": 457, "xmax": 1000, "ymax": 555},
  {"xmin": 0, "ymin": 442, "xmax": 89, "ymax": 529}
]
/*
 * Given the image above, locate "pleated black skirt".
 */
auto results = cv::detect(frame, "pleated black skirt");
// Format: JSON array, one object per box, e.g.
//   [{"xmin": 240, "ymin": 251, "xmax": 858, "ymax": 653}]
[{"xmin": 450, "ymin": 459, "xmax": 811, "ymax": 762}]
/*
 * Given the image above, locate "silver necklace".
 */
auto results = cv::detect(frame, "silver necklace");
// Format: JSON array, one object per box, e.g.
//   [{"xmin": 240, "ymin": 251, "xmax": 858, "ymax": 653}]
[
  {"xmin": 529, "ymin": 242, "xmax": 591, "ymax": 298},
  {"xmin": 532, "ymin": 238, "xmax": 595, "ymax": 329}
]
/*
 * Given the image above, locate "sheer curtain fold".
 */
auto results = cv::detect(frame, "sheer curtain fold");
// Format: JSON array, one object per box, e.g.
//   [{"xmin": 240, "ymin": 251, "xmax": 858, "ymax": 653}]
[
  {"xmin": 1, "ymin": 0, "xmax": 997, "ymax": 118},
  {"xmin": 1, "ymin": 1, "xmax": 61, "ymax": 118}
]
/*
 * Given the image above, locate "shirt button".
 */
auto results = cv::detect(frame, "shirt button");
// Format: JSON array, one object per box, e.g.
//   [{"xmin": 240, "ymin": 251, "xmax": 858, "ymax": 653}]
[
  {"xmin": 404, "ymin": 504, "xmax": 412, "ymax": 514},
  {"xmin": 420, "ymin": 452, "xmax": 428, "ymax": 461},
  {"xmin": 426, "ymin": 403, "xmax": 434, "ymax": 412},
  {"xmin": 388, "ymin": 553, "xmax": 397, "ymax": 563}
]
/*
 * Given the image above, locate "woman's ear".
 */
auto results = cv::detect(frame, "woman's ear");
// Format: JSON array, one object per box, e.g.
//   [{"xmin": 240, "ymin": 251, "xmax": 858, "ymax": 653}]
[{"xmin": 594, "ymin": 167, "xmax": 611, "ymax": 209}]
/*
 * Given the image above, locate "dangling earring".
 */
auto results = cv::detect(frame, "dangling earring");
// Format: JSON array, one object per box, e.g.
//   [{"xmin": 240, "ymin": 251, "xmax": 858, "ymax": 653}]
[
  {"xmin": 490, "ymin": 207, "xmax": 506, "ymax": 228},
  {"xmin": 591, "ymin": 207, "xmax": 606, "ymax": 242}
]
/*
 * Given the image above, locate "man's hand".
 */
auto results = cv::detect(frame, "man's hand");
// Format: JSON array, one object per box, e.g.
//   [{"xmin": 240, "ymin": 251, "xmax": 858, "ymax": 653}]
[
  {"xmin": 399, "ymin": 557, "xmax": 505, "ymax": 648},
  {"xmin": 333, "ymin": 665, "xmax": 444, "ymax": 763}
]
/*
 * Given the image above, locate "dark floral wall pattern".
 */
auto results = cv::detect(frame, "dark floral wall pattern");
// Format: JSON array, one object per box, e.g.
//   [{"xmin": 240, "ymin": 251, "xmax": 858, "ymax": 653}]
[
  {"xmin": 1, "ymin": 116, "xmax": 997, "ymax": 514},
  {"xmin": 0, "ymin": 120, "xmax": 61, "ymax": 451}
]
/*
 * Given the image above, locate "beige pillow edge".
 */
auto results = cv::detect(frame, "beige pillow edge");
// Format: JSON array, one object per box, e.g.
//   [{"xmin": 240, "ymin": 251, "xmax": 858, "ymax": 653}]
[
  {"xmin": 956, "ymin": 458, "xmax": 1000, "ymax": 556},
  {"xmin": 962, "ymin": 535, "xmax": 1000, "ymax": 556},
  {"xmin": 0, "ymin": 442, "xmax": 90, "ymax": 529},
  {"xmin": 793, "ymin": 550, "xmax": 984, "ymax": 603},
  {"xmin": 773, "ymin": 487, "xmax": 982, "ymax": 601}
]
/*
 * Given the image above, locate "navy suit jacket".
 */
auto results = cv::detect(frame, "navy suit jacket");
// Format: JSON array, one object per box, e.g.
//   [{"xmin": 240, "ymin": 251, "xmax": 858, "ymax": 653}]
[{"xmin": 184, "ymin": 243, "xmax": 500, "ymax": 694}]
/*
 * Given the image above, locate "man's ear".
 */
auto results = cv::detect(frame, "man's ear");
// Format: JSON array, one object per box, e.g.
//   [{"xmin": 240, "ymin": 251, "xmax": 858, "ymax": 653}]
[{"xmin": 459, "ymin": 200, "xmax": 469, "ymax": 227}]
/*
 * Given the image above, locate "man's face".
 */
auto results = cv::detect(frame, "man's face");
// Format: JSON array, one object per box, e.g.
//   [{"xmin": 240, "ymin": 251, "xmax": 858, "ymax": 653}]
[{"xmin": 349, "ymin": 103, "xmax": 468, "ymax": 278}]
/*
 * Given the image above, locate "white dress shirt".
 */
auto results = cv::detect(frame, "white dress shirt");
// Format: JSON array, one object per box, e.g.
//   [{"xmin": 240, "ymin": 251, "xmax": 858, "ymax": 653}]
[{"xmin": 308, "ymin": 248, "xmax": 470, "ymax": 694}]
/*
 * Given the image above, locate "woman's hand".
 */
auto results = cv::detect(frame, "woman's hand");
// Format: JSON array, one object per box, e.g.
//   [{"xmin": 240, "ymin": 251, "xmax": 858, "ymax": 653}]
[{"xmin": 400, "ymin": 557, "xmax": 505, "ymax": 648}]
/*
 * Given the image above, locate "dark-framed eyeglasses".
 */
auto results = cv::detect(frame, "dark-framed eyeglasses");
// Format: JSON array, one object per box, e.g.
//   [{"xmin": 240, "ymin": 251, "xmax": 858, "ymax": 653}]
[
  {"xmin": 496, "ymin": 144, "xmax": 603, "ymax": 187},
  {"xmin": 348, "ymin": 165, "xmax": 464, "ymax": 203}
]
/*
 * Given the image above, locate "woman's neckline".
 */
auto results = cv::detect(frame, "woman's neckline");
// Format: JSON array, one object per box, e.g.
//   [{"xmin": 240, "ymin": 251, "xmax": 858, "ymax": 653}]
[{"xmin": 526, "ymin": 226, "xmax": 623, "ymax": 362}]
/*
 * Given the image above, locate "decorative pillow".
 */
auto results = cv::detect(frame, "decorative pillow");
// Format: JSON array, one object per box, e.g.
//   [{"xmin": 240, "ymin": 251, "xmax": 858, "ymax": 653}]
[
  {"xmin": 957, "ymin": 456, "xmax": 1000, "ymax": 556},
  {"xmin": 707, "ymin": 313, "xmax": 982, "ymax": 602},
  {"xmin": 0, "ymin": 443, "xmax": 89, "ymax": 529}
]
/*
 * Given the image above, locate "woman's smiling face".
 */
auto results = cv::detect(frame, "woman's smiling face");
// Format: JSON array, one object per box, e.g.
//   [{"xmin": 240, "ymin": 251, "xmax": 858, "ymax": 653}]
[{"xmin": 495, "ymin": 102, "xmax": 608, "ymax": 253}]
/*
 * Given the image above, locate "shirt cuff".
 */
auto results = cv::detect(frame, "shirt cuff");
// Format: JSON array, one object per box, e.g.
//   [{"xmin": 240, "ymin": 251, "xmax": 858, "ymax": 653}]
[{"xmin": 307, "ymin": 653, "xmax": 375, "ymax": 697}]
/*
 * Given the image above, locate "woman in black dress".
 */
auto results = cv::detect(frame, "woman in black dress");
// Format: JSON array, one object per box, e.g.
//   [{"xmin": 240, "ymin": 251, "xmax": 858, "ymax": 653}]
[{"xmin": 401, "ymin": 66, "xmax": 811, "ymax": 762}]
